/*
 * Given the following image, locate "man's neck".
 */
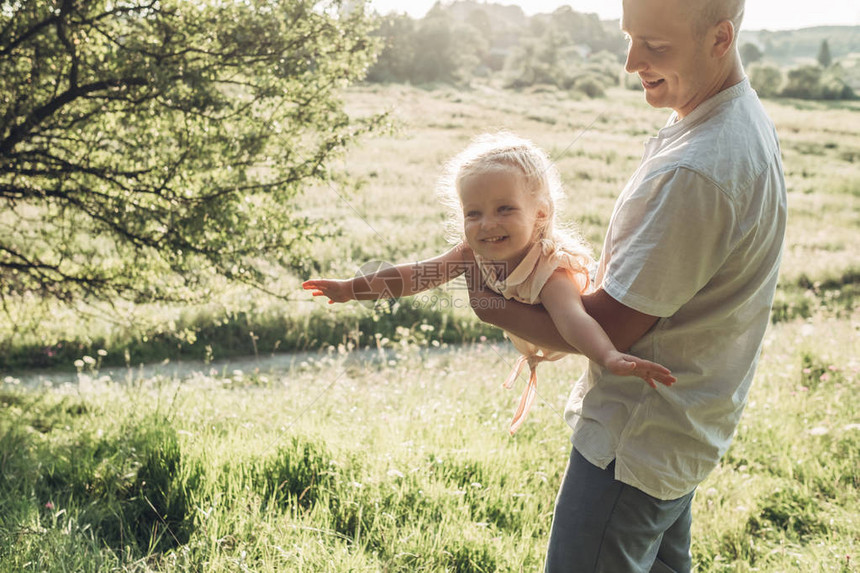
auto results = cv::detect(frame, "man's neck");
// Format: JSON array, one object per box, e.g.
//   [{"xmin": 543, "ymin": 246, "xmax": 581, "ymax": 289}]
[{"xmin": 677, "ymin": 58, "xmax": 745, "ymax": 120}]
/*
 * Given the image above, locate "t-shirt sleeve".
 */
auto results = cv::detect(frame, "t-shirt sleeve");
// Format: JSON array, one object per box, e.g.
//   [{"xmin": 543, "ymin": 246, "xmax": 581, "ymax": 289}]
[{"xmin": 601, "ymin": 167, "xmax": 737, "ymax": 317}]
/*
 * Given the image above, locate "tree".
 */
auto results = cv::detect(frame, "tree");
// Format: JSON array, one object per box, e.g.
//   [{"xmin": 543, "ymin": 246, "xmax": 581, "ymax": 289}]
[
  {"xmin": 780, "ymin": 64, "xmax": 856, "ymax": 101},
  {"xmin": 542, "ymin": 7, "xmax": 606, "ymax": 49},
  {"xmin": 407, "ymin": 9, "xmax": 455, "ymax": 84},
  {"xmin": 781, "ymin": 65, "xmax": 823, "ymax": 99},
  {"xmin": 820, "ymin": 65, "xmax": 856, "ymax": 100},
  {"xmin": 739, "ymin": 42, "xmax": 763, "ymax": 66},
  {"xmin": 366, "ymin": 13, "xmax": 415, "ymax": 83},
  {"xmin": 0, "ymin": 0, "xmax": 382, "ymax": 304},
  {"xmin": 817, "ymin": 39, "xmax": 832, "ymax": 68},
  {"xmin": 748, "ymin": 63, "xmax": 783, "ymax": 98},
  {"xmin": 466, "ymin": 8, "xmax": 492, "ymax": 45},
  {"xmin": 503, "ymin": 38, "xmax": 555, "ymax": 88},
  {"xmin": 409, "ymin": 9, "xmax": 484, "ymax": 84}
]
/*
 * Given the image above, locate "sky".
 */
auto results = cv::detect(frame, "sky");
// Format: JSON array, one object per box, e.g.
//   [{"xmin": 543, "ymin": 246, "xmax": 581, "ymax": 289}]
[{"xmin": 368, "ymin": 0, "xmax": 860, "ymax": 31}]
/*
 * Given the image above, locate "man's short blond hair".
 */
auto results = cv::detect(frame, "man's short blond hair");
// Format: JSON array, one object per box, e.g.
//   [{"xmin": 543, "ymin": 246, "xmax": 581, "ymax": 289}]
[{"xmin": 687, "ymin": 0, "xmax": 745, "ymax": 38}]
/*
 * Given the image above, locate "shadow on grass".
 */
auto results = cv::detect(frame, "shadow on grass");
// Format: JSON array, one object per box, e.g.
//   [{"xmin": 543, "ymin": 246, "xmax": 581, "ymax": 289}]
[{"xmin": 0, "ymin": 394, "xmax": 200, "ymax": 556}]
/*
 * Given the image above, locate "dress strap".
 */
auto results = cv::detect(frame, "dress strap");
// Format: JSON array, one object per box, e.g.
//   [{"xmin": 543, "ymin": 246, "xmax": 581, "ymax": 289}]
[
  {"xmin": 504, "ymin": 354, "xmax": 544, "ymax": 434},
  {"xmin": 502, "ymin": 355, "xmax": 528, "ymax": 389},
  {"xmin": 507, "ymin": 362, "xmax": 538, "ymax": 435}
]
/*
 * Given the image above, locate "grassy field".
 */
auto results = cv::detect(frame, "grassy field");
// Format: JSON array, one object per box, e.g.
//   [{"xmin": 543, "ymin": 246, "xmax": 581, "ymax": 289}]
[{"xmin": 0, "ymin": 84, "xmax": 858, "ymax": 571}]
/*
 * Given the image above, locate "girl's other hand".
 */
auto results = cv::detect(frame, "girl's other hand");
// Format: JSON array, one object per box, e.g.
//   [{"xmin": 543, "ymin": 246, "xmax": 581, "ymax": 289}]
[
  {"xmin": 604, "ymin": 352, "xmax": 676, "ymax": 389},
  {"xmin": 302, "ymin": 279, "xmax": 354, "ymax": 304}
]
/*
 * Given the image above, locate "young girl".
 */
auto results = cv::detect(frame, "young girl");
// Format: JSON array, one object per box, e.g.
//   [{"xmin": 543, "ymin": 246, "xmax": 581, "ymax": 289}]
[{"xmin": 303, "ymin": 132, "xmax": 674, "ymax": 434}]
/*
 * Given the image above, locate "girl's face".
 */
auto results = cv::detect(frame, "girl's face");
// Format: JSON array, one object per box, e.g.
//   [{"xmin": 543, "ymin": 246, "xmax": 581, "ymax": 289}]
[{"xmin": 459, "ymin": 169, "xmax": 545, "ymax": 270}]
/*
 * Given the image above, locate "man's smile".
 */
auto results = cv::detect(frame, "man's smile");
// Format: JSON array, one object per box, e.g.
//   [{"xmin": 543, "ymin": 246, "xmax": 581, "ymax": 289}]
[{"xmin": 641, "ymin": 77, "xmax": 665, "ymax": 89}]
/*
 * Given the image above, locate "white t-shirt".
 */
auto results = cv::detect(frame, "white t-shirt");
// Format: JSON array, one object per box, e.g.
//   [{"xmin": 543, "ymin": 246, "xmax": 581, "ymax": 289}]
[{"xmin": 564, "ymin": 79, "xmax": 787, "ymax": 500}]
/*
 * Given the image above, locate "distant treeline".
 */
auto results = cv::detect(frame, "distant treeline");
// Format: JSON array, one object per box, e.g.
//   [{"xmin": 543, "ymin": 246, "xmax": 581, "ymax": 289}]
[
  {"xmin": 365, "ymin": 2, "xmax": 627, "ymax": 98},
  {"xmin": 741, "ymin": 26, "xmax": 860, "ymax": 66},
  {"xmin": 365, "ymin": 1, "xmax": 859, "ymax": 101}
]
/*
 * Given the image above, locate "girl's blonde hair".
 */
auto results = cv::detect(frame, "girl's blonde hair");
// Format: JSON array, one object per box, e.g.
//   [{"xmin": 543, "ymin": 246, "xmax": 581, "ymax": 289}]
[{"xmin": 437, "ymin": 131, "xmax": 592, "ymax": 263}]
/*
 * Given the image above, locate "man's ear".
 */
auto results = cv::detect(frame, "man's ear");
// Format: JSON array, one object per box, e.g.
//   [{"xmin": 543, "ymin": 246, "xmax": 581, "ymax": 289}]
[{"xmin": 712, "ymin": 19, "xmax": 735, "ymax": 58}]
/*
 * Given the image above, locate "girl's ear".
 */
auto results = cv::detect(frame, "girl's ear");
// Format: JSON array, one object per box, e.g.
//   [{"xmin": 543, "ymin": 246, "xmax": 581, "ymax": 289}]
[{"xmin": 533, "ymin": 205, "xmax": 550, "ymax": 237}]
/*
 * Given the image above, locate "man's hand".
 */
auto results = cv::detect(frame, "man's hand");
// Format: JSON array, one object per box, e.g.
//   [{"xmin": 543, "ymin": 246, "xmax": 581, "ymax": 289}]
[{"xmin": 302, "ymin": 279, "xmax": 354, "ymax": 304}]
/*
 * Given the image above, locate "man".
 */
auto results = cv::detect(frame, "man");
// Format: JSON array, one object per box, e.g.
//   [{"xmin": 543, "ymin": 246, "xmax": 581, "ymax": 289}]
[{"xmin": 469, "ymin": 0, "xmax": 787, "ymax": 570}]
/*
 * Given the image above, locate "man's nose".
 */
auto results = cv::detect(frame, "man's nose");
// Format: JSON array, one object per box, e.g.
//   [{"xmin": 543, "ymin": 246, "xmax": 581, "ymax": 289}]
[{"xmin": 625, "ymin": 42, "xmax": 645, "ymax": 74}]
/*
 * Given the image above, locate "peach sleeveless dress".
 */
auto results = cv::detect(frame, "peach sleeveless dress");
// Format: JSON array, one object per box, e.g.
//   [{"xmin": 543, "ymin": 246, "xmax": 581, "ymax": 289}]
[{"xmin": 475, "ymin": 239, "xmax": 591, "ymax": 435}]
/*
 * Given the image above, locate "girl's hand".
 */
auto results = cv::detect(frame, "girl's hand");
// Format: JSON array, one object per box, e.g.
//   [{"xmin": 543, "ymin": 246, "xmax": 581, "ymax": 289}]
[
  {"xmin": 604, "ymin": 351, "xmax": 676, "ymax": 389},
  {"xmin": 302, "ymin": 279, "xmax": 354, "ymax": 304}
]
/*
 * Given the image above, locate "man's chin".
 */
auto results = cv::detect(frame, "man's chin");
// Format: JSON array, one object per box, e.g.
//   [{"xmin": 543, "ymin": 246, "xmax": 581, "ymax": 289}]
[{"xmin": 643, "ymin": 91, "xmax": 668, "ymax": 110}]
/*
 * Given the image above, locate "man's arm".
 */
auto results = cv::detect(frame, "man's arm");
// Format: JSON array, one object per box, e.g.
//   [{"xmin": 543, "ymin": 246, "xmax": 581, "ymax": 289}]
[
  {"xmin": 468, "ymin": 280, "xmax": 659, "ymax": 353},
  {"xmin": 581, "ymin": 289, "xmax": 660, "ymax": 352}
]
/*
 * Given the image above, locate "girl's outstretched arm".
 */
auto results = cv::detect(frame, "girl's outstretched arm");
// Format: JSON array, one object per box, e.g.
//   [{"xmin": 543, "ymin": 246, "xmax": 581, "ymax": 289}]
[
  {"xmin": 539, "ymin": 269, "xmax": 675, "ymax": 388},
  {"xmin": 303, "ymin": 243, "xmax": 471, "ymax": 304}
]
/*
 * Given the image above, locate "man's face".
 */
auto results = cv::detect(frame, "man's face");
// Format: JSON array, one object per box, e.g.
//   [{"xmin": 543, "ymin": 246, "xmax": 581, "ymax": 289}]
[{"xmin": 622, "ymin": 0, "xmax": 719, "ymax": 118}]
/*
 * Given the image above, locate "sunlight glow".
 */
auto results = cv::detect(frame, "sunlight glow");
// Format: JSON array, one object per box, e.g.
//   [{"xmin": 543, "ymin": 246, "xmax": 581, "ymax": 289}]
[{"xmin": 368, "ymin": 0, "xmax": 860, "ymax": 31}]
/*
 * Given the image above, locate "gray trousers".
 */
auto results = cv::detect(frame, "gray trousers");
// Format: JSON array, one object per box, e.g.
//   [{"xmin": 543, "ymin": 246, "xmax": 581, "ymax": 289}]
[{"xmin": 544, "ymin": 447, "xmax": 695, "ymax": 573}]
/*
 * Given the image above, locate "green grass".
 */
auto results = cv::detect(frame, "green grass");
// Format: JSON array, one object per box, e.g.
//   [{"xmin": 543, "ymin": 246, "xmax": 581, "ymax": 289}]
[
  {"xmin": 1, "ymin": 83, "xmax": 859, "ymax": 571},
  {"xmin": 0, "ymin": 315, "xmax": 857, "ymax": 571}
]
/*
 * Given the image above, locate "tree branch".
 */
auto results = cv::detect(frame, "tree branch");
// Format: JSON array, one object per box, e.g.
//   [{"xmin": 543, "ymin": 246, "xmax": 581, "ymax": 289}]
[
  {"xmin": 4, "ymin": 149, "xmax": 155, "ymax": 183},
  {"xmin": 0, "ymin": 77, "xmax": 148, "ymax": 156},
  {"xmin": 55, "ymin": 0, "xmax": 79, "ymax": 89},
  {"xmin": 0, "ymin": 12, "xmax": 59, "ymax": 58},
  {"xmin": 0, "ymin": 244, "xmax": 58, "ymax": 271}
]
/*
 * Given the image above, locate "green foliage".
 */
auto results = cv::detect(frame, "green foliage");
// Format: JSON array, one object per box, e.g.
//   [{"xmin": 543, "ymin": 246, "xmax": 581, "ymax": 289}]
[
  {"xmin": 466, "ymin": 7, "xmax": 493, "ymax": 46},
  {"xmin": 818, "ymin": 65, "xmax": 858, "ymax": 100},
  {"xmin": 531, "ymin": 6, "xmax": 626, "ymax": 55},
  {"xmin": 781, "ymin": 65, "xmax": 824, "ymax": 99},
  {"xmin": 503, "ymin": 34, "xmax": 619, "ymax": 97},
  {"xmin": 365, "ymin": 13, "xmax": 416, "ymax": 83},
  {"xmin": 410, "ymin": 10, "xmax": 462, "ymax": 84},
  {"xmin": 365, "ymin": 8, "xmax": 489, "ymax": 84},
  {"xmin": 364, "ymin": 2, "xmax": 626, "ymax": 87},
  {"xmin": 740, "ymin": 26, "xmax": 860, "ymax": 67},
  {"xmin": 571, "ymin": 73, "xmax": 607, "ymax": 98},
  {"xmin": 748, "ymin": 63, "xmax": 783, "ymax": 98},
  {"xmin": 0, "ymin": 0, "xmax": 383, "ymax": 303},
  {"xmin": 781, "ymin": 64, "xmax": 856, "ymax": 100},
  {"xmin": 0, "ymin": 56, "xmax": 857, "ymax": 572},
  {"xmin": 817, "ymin": 40, "xmax": 833, "ymax": 68},
  {"xmin": 740, "ymin": 42, "xmax": 763, "ymax": 66}
]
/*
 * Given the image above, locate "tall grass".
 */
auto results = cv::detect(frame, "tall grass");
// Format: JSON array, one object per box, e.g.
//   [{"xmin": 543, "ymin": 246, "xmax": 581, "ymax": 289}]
[{"xmin": 0, "ymin": 313, "xmax": 856, "ymax": 571}]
